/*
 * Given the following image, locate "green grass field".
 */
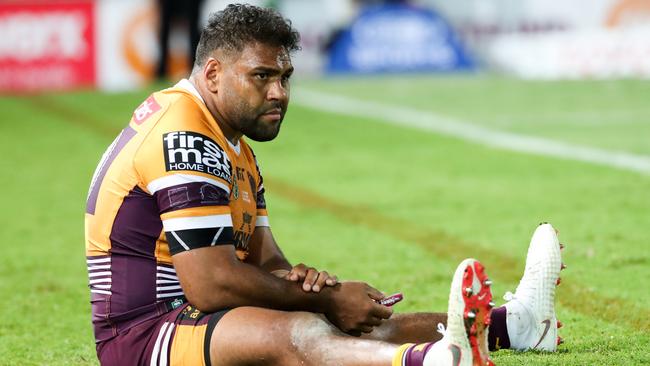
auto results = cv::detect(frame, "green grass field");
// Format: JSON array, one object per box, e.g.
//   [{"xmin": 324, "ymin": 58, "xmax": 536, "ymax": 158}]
[{"xmin": 1, "ymin": 75, "xmax": 648, "ymax": 365}]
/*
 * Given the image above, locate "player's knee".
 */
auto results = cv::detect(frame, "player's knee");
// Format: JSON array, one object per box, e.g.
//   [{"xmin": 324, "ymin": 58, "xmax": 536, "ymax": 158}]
[
  {"xmin": 210, "ymin": 309, "xmax": 338, "ymax": 366},
  {"xmin": 287, "ymin": 312, "xmax": 340, "ymax": 351}
]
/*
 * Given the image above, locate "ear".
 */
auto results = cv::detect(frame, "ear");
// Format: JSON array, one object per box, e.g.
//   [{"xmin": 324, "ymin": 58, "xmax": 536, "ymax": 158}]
[{"xmin": 203, "ymin": 58, "xmax": 221, "ymax": 93}]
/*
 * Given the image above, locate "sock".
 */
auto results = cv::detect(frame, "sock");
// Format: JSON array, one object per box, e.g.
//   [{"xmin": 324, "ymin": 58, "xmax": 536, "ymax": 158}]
[
  {"xmin": 392, "ymin": 342, "xmax": 435, "ymax": 366},
  {"xmin": 488, "ymin": 306, "xmax": 510, "ymax": 350}
]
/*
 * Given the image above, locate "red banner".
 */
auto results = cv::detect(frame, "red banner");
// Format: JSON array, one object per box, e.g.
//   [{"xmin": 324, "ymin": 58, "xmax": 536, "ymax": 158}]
[{"xmin": 0, "ymin": 0, "xmax": 96, "ymax": 92}]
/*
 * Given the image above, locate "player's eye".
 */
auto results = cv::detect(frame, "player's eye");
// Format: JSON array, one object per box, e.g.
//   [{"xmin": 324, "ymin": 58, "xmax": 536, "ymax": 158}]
[
  {"xmin": 281, "ymin": 73, "xmax": 292, "ymax": 85},
  {"xmin": 255, "ymin": 72, "xmax": 269, "ymax": 80}
]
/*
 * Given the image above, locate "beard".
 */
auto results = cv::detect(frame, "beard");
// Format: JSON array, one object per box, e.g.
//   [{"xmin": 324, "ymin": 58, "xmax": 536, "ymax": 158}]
[
  {"xmin": 232, "ymin": 99, "xmax": 285, "ymax": 142},
  {"xmin": 237, "ymin": 111, "xmax": 282, "ymax": 141}
]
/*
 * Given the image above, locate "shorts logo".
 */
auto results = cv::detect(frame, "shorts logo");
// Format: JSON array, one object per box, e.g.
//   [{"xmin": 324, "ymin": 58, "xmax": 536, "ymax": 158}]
[
  {"xmin": 170, "ymin": 298, "xmax": 184, "ymax": 309},
  {"xmin": 163, "ymin": 131, "xmax": 232, "ymax": 183}
]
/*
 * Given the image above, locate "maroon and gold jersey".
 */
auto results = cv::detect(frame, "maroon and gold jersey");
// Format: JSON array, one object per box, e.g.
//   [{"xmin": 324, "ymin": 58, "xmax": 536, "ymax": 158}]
[{"xmin": 84, "ymin": 80, "xmax": 268, "ymax": 343}]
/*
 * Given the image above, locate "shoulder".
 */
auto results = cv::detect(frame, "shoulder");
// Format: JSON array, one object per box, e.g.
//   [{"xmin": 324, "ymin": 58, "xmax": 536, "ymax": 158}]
[{"xmin": 134, "ymin": 89, "xmax": 234, "ymax": 190}]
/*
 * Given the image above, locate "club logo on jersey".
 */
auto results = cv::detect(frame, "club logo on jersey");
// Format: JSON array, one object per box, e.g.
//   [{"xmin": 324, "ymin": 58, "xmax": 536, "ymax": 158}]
[
  {"xmin": 163, "ymin": 131, "xmax": 232, "ymax": 183},
  {"xmin": 200, "ymin": 184, "xmax": 228, "ymax": 204}
]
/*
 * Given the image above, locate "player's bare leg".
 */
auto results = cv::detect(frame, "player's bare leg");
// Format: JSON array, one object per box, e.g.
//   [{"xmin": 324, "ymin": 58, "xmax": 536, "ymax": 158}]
[
  {"xmin": 363, "ymin": 312, "xmax": 448, "ymax": 344},
  {"xmin": 209, "ymin": 307, "xmax": 400, "ymax": 366},
  {"xmin": 209, "ymin": 258, "xmax": 494, "ymax": 366}
]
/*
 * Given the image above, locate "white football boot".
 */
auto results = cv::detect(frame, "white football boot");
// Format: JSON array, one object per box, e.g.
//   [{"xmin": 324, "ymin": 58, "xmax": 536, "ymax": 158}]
[
  {"xmin": 504, "ymin": 223, "xmax": 564, "ymax": 351},
  {"xmin": 424, "ymin": 259, "xmax": 495, "ymax": 366}
]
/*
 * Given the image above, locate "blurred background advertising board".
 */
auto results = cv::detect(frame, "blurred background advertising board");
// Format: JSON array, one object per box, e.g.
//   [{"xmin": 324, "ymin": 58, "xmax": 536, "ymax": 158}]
[
  {"xmin": 1, "ymin": 0, "xmax": 649, "ymax": 93},
  {"xmin": 0, "ymin": 0, "xmax": 96, "ymax": 92},
  {"xmin": 97, "ymin": 0, "xmax": 276, "ymax": 91},
  {"xmin": 427, "ymin": 0, "xmax": 650, "ymax": 79},
  {"xmin": 325, "ymin": 3, "xmax": 475, "ymax": 74},
  {"xmin": 95, "ymin": 0, "xmax": 162, "ymax": 91}
]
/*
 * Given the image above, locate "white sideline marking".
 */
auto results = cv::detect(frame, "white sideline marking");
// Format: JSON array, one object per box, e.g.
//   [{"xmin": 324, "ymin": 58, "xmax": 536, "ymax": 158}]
[{"xmin": 293, "ymin": 89, "xmax": 650, "ymax": 175}]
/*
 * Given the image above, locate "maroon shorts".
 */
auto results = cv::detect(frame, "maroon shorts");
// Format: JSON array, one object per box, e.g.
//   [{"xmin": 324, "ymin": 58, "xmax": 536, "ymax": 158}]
[{"xmin": 96, "ymin": 303, "xmax": 230, "ymax": 366}]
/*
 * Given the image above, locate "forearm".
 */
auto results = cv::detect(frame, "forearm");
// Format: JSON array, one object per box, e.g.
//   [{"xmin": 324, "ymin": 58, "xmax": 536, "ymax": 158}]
[
  {"xmin": 217, "ymin": 260, "xmax": 332, "ymax": 311},
  {"xmin": 246, "ymin": 226, "xmax": 292, "ymax": 273},
  {"xmin": 261, "ymin": 254, "xmax": 291, "ymax": 273},
  {"xmin": 177, "ymin": 250, "xmax": 332, "ymax": 313},
  {"xmin": 187, "ymin": 261, "xmax": 396, "ymax": 336},
  {"xmin": 173, "ymin": 245, "xmax": 394, "ymax": 335}
]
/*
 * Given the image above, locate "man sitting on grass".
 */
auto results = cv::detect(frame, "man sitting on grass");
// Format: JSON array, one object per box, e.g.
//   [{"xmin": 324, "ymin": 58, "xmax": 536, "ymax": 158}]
[{"xmin": 84, "ymin": 4, "xmax": 565, "ymax": 365}]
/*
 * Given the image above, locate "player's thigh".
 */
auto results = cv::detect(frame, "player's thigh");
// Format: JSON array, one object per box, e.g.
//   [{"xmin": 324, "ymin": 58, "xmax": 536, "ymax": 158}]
[
  {"xmin": 97, "ymin": 303, "xmax": 222, "ymax": 366},
  {"xmin": 209, "ymin": 307, "xmax": 340, "ymax": 366}
]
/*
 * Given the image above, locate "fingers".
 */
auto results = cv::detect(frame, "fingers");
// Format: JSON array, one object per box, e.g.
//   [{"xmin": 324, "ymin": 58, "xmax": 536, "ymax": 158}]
[
  {"xmin": 325, "ymin": 281, "xmax": 393, "ymax": 335},
  {"xmin": 312, "ymin": 271, "xmax": 338, "ymax": 292},
  {"xmin": 365, "ymin": 316, "xmax": 383, "ymax": 327},
  {"xmin": 311, "ymin": 270, "xmax": 328, "ymax": 292},
  {"xmin": 364, "ymin": 285, "xmax": 393, "ymax": 319},
  {"xmin": 287, "ymin": 264, "xmax": 338, "ymax": 293},
  {"xmin": 377, "ymin": 305, "xmax": 394, "ymax": 319},
  {"xmin": 358, "ymin": 325, "xmax": 374, "ymax": 334},
  {"xmin": 325, "ymin": 274, "xmax": 338, "ymax": 287},
  {"xmin": 344, "ymin": 326, "xmax": 374, "ymax": 335},
  {"xmin": 371, "ymin": 301, "xmax": 394, "ymax": 319},
  {"xmin": 366, "ymin": 286, "xmax": 385, "ymax": 301},
  {"xmin": 302, "ymin": 267, "xmax": 319, "ymax": 292},
  {"xmin": 270, "ymin": 269, "xmax": 290, "ymax": 279},
  {"xmin": 348, "ymin": 318, "xmax": 383, "ymax": 334},
  {"xmin": 347, "ymin": 330, "xmax": 362, "ymax": 337},
  {"xmin": 288, "ymin": 263, "xmax": 307, "ymax": 282}
]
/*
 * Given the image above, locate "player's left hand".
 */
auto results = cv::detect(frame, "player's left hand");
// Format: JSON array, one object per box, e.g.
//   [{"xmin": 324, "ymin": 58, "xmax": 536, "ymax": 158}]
[{"xmin": 271, "ymin": 263, "xmax": 338, "ymax": 293}]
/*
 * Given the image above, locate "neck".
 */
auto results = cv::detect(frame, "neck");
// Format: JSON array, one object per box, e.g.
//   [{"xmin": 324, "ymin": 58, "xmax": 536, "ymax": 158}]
[{"xmin": 188, "ymin": 75, "xmax": 242, "ymax": 145}]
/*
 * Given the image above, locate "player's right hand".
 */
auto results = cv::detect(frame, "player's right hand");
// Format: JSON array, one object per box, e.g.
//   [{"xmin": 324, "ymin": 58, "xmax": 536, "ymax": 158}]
[{"xmin": 324, "ymin": 281, "xmax": 393, "ymax": 335}]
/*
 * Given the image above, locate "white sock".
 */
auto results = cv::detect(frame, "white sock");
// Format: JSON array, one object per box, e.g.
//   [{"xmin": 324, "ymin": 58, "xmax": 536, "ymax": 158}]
[{"xmin": 504, "ymin": 299, "xmax": 534, "ymax": 350}]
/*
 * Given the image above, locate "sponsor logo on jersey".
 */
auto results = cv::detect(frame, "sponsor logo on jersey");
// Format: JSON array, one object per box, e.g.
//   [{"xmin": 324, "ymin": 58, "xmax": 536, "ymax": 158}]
[
  {"xmin": 233, "ymin": 212, "xmax": 254, "ymax": 254},
  {"xmin": 247, "ymin": 172, "xmax": 257, "ymax": 203},
  {"xmin": 133, "ymin": 96, "xmax": 161, "ymax": 124},
  {"xmin": 163, "ymin": 131, "xmax": 232, "ymax": 183},
  {"xmin": 232, "ymin": 176, "xmax": 239, "ymax": 199}
]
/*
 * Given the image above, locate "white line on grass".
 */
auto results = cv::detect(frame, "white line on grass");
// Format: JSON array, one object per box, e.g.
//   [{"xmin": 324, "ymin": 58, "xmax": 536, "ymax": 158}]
[{"xmin": 293, "ymin": 88, "xmax": 650, "ymax": 175}]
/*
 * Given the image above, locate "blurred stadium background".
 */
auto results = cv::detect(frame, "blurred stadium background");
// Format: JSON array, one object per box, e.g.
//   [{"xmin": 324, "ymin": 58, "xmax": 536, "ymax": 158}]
[
  {"xmin": 2, "ymin": 0, "xmax": 650, "ymax": 90},
  {"xmin": 1, "ymin": 0, "xmax": 649, "ymax": 365}
]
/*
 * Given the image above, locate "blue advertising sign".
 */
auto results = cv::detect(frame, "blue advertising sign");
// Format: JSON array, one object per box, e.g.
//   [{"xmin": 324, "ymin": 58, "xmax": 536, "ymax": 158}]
[{"xmin": 326, "ymin": 4, "xmax": 475, "ymax": 74}]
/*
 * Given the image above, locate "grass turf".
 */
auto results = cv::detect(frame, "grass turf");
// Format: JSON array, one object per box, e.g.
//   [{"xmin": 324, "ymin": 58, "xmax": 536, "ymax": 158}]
[{"xmin": 0, "ymin": 75, "xmax": 648, "ymax": 365}]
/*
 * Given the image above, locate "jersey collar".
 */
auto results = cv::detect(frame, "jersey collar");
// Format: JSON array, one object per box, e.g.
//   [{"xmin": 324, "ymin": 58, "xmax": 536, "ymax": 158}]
[
  {"xmin": 175, "ymin": 78, "xmax": 241, "ymax": 155},
  {"xmin": 175, "ymin": 78, "xmax": 204, "ymax": 104}
]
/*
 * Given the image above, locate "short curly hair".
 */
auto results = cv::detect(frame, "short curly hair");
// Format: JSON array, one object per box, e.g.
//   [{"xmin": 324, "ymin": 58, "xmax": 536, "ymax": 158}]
[{"xmin": 194, "ymin": 4, "xmax": 301, "ymax": 67}]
